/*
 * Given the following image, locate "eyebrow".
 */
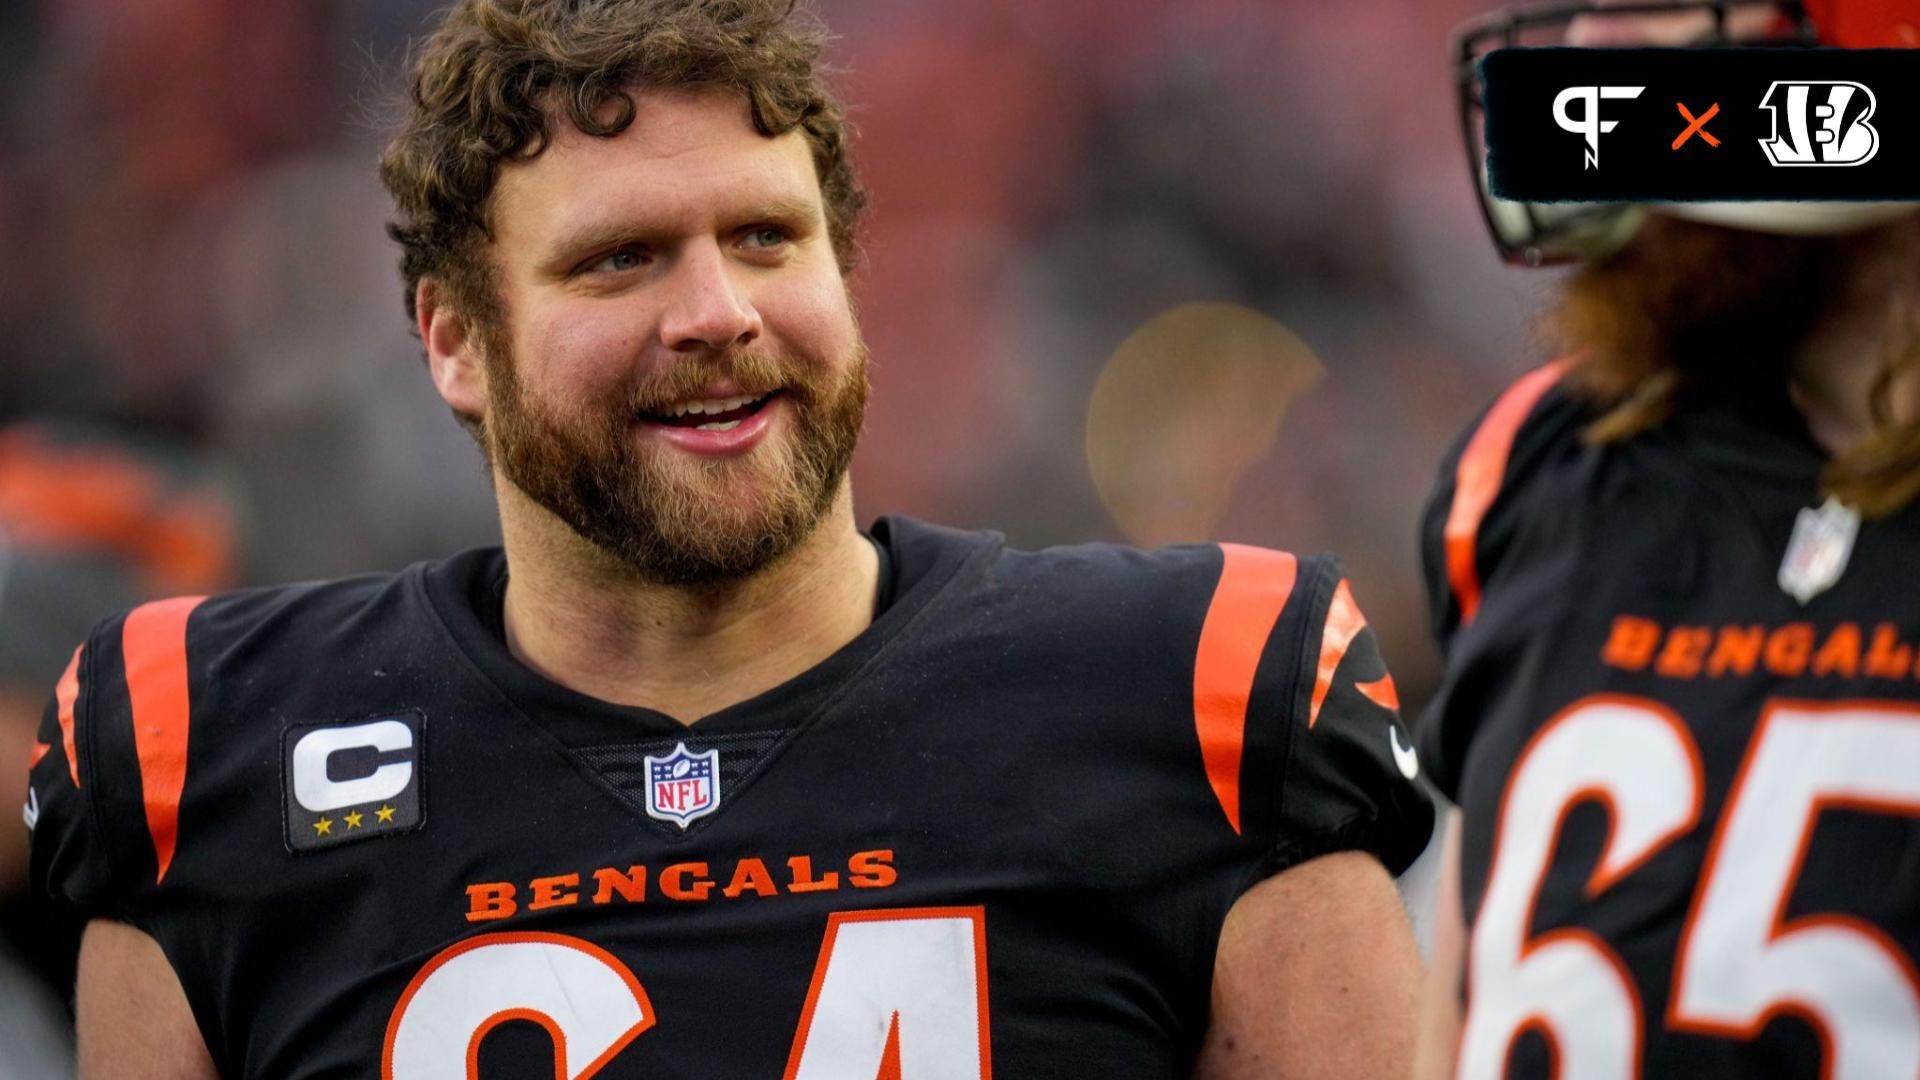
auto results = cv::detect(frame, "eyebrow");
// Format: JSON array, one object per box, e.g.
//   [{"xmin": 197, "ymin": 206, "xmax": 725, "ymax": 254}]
[{"xmin": 729, "ymin": 199, "xmax": 822, "ymax": 229}]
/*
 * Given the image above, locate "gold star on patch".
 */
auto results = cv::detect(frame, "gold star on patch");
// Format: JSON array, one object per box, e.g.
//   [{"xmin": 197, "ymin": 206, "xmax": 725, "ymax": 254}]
[
  {"xmin": 375, "ymin": 805, "xmax": 396, "ymax": 824},
  {"xmin": 313, "ymin": 817, "xmax": 333, "ymax": 836},
  {"xmin": 344, "ymin": 811, "xmax": 364, "ymax": 829}
]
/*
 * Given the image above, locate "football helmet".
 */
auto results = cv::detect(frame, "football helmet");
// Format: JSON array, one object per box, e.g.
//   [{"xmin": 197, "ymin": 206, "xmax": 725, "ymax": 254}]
[{"xmin": 1455, "ymin": 0, "xmax": 1920, "ymax": 265}]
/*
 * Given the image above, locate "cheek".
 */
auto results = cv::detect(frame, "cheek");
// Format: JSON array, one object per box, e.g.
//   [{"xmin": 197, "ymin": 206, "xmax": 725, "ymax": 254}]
[
  {"xmin": 514, "ymin": 298, "xmax": 652, "ymax": 396},
  {"xmin": 763, "ymin": 270, "xmax": 858, "ymax": 368}
]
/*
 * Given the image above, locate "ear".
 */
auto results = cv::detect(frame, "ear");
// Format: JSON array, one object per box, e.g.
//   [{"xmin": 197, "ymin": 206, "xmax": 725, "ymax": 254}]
[{"xmin": 417, "ymin": 279, "xmax": 489, "ymax": 423}]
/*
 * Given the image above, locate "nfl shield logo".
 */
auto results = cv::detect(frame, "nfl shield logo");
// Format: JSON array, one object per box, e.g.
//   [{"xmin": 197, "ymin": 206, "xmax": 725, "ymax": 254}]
[
  {"xmin": 644, "ymin": 742, "xmax": 721, "ymax": 829},
  {"xmin": 1778, "ymin": 497, "xmax": 1860, "ymax": 605}
]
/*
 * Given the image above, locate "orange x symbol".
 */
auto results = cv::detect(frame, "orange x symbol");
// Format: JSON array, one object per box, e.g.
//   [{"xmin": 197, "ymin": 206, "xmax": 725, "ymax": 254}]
[{"xmin": 1673, "ymin": 102, "xmax": 1721, "ymax": 149}]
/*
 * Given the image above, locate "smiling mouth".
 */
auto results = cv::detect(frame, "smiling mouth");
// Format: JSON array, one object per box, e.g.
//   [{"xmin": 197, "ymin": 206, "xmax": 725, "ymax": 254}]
[{"xmin": 638, "ymin": 391, "xmax": 780, "ymax": 432}]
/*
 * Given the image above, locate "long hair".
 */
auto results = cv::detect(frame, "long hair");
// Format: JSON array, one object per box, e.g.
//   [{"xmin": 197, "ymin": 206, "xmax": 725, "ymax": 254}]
[{"xmin": 1551, "ymin": 214, "xmax": 1920, "ymax": 518}]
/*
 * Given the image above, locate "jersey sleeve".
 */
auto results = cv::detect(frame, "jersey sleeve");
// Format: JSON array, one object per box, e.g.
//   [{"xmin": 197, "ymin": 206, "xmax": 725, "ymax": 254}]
[
  {"xmin": 1416, "ymin": 360, "xmax": 1581, "ymax": 799},
  {"xmin": 26, "ymin": 639, "xmax": 123, "ymax": 918},
  {"xmin": 1260, "ymin": 556, "xmax": 1434, "ymax": 877},
  {"xmin": 1191, "ymin": 544, "xmax": 1433, "ymax": 879}
]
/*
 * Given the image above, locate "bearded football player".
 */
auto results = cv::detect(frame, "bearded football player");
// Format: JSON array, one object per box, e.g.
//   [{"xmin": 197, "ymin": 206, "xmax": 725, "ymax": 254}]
[
  {"xmin": 1417, "ymin": 2, "xmax": 1920, "ymax": 1078},
  {"xmin": 26, "ymin": 1, "xmax": 1434, "ymax": 1076}
]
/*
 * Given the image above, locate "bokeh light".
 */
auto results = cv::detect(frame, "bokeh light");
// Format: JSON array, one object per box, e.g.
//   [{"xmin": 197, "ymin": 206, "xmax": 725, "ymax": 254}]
[{"xmin": 1087, "ymin": 302, "xmax": 1324, "ymax": 548}]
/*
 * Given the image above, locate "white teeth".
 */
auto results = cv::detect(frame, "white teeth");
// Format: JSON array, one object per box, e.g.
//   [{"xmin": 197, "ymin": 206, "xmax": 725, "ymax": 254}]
[
  {"xmin": 696, "ymin": 419, "xmax": 743, "ymax": 432},
  {"xmin": 667, "ymin": 393, "xmax": 761, "ymax": 418}
]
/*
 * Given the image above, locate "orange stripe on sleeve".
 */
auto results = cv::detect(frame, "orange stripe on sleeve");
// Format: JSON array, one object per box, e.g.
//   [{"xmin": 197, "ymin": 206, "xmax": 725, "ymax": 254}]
[
  {"xmin": 1355, "ymin": 674, "xmax": 1400, "ymax": 713},
  {"xmin": 122, "ymin": 596, "xmax": 206, "ymax": 885},
  {"xmin": 30, "ymin": 741, "xmax": 50, "ymax": 768},
  {"xmin": 1193, "ymin": 545, "xmax": 1299, "ymax": 835},
  {"xmin": 55, "ymin": 645, "xmax": 82, "ymax": 787},
  {"xmin": 1443, "ymin": 359, "xmax": 1569, "ymax": 626},
  {"xmin": 1308, "ymin": 580, "xmax": 1370, "ymax": 730}
]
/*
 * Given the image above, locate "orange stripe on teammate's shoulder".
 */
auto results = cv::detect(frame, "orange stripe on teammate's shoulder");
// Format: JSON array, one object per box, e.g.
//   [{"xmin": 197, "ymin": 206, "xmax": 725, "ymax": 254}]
[
  {"xmin": 55, "ymin": 645, "xmax": 83, "ymax": 787},
  {"xmin": 1444, "ymin": 359, "xmax": 1571, "ymax": 626},
  {"xmin": 1193, "ymin": 544, "xmax": 1298, "ymax": 835},
  {"xmin": 1308, "ymin": 579, "xmax": 1370, "ymax": 730},
  {"xmin": 122, "ymin": 596, "xmax": 206, "ymax": 885}
]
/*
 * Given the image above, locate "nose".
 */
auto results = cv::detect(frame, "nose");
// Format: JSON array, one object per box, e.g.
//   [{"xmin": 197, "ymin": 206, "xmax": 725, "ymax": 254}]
[{"xmin": 658, "ymin": 241, "xmax": 762, "ymax": 353}]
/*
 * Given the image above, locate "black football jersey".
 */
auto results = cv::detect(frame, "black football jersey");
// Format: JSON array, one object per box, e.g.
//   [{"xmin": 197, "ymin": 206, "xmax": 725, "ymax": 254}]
[
  {"xmin": 28, "ymin": 516, "xmax": 1431, "ymax": 1078},
  {"xmin": 1419, "ymin": 363, "xmax": 1920, "ymax": 1080}
]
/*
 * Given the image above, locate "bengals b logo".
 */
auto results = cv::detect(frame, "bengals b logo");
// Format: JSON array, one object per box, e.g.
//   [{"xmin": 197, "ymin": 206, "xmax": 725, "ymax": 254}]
[{"xmin": 1758, "ymin": 81, "xmax": 1880, "ymax": 167}]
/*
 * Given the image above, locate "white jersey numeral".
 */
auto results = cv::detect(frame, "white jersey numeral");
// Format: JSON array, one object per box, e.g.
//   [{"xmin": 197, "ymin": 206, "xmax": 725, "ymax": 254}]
[
  {"xmin": 1459, "ymin": 694, "xmax": 1920, "ymax": 1079},
  {"xmin": 784, "ymin": 908, "xmax": 990, "ymax": 1079},
  {"xmin": 383, "ymin": 909, "xmax": 991, "ymax": 1078},
  {"xmin": 1458, "ymin": 696, "xmax": 1702, "ymax": 1080},
  {"xmin": 382, "ymin": 932, "xmax": 652, "ymax": 1079},
  {"xmin": 1670, "ymin": 701, "xmax": 1920, "ymax": 1080}
]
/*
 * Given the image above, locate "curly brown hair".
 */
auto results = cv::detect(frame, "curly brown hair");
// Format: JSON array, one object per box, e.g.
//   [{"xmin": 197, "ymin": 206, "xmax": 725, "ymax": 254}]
[
  {"xmin": 379, "ymin": 0, "xmax": 867, "ymax": 330},
  {"xmin": 1552, "ymin": 214, "xmax": 1920, "ymax": 519}
]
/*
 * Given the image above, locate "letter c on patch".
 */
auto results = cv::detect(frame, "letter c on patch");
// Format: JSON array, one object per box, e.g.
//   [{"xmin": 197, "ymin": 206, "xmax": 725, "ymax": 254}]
[{"xmin": 293, "ymin": 719, "xmax": 414, "ymax": 813}]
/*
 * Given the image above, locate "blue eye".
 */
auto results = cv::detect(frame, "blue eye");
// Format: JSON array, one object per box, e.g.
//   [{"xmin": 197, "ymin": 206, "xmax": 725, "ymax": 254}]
[
  {"xmin": 592, "ymin": 248, "xmax": 647, "ymax": 273},
  {"xmin": 743, "ymin": 227, "xmax": 788, "ymax": 249}
]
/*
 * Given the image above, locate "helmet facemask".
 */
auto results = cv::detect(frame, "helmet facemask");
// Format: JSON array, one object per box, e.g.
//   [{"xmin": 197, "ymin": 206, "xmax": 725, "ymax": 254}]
[{"xmin": 1449, "ymin": 0, "xmax": 1920, "ymax": 266}]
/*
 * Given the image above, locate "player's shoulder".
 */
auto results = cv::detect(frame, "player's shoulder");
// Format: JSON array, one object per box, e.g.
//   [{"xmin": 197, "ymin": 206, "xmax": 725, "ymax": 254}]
[
  {"xmin": 880, "ymin": 517, "xmax": 1433, "ymax": 866},
  {"xmin": 984, "ymin": 536, "xmax": 1427, "ymax": 872},
  {"xmin": 29, "ymin": 554, "xmax": 478, "ymax": 908},
  {"xmin": 879, "ymin": 515, "xmax": 1343, "ymax": 664},
  {"xmin": 1422, "ymin": 360, "xmax": 1601, "ymax": 638},
  {"xmin": 982, "ymin": 523, "xmax": 1346, "ymax": 656},
  {"xmin": 85, "ymin": 557, "xmax": 445, "ymax": 677},
  {"xmin": 58, "ymin": 552, "xmax": 477, "ymax": 762},
  {"xmin": 1433, "ymin": 358, "xmax": 1596, "ymax": 520}
]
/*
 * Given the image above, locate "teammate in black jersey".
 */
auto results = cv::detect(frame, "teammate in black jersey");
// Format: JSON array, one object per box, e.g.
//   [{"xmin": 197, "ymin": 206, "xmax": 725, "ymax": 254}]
[
  {"xmin": 1418, "ymin": 3, "xmax": 1920, "ymax": 1078},
  {"xmin": 25, "ymin": 2, "xmax": 1434, "ymax": 1076}
]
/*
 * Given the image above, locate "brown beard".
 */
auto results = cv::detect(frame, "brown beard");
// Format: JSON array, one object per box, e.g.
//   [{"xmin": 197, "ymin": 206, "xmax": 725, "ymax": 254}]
[
  {"xmin": 477, "ymin": 322, "xmax": 869, "ymax": 586},
  {"xmin": 1552, "ymin": 215, "xmax": 1851, "ymax": 414}
]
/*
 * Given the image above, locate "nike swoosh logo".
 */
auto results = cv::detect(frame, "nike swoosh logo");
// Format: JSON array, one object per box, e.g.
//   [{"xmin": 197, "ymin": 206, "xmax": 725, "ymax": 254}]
[
  {"xmin": 22, "ymin": 787, "xmax": 38, "ymax": 831},
  {"xmin": 1389, "ymin": 726, "xmax": 1419, "ymax": 781}
]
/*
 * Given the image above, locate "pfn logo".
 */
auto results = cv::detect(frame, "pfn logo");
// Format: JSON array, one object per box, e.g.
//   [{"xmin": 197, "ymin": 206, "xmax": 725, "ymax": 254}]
[
  {"xmin": 1554, "ymin": 85, "xmax": 1645, "ymax": 169},
  {"xmin": 1759, "ymin": 81, "xmax": 1880, "ymax": 166}
]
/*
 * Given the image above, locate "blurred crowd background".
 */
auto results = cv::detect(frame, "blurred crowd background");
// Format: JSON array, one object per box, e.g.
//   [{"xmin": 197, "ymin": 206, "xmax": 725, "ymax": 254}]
[{"xmin": 0, "ymin": 0, "xmax": 1564, "ymax": 1070}]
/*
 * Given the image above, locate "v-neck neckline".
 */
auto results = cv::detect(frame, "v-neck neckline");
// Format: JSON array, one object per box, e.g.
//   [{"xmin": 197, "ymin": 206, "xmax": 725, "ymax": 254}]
[{"xmin": 418, "ymin": 517, "xmax": 992, "ymax": 745}]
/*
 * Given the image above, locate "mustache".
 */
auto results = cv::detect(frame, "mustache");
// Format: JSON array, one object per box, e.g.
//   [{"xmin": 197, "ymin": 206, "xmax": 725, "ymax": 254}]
[{"xmin": 625, "ymin": 349, "xmax": 802, "ymax": 414}]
